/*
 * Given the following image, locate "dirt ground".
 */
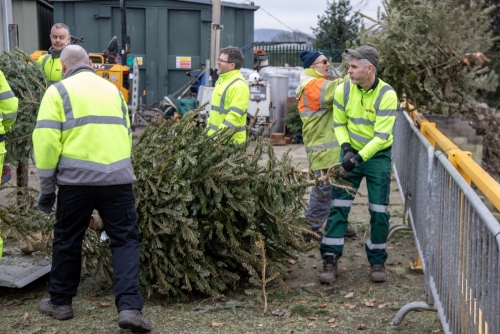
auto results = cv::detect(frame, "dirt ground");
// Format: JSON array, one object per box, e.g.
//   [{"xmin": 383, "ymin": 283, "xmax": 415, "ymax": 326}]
[{"xmin": 0, "ymin": 130, "xmax": 443, "ymax": 333}]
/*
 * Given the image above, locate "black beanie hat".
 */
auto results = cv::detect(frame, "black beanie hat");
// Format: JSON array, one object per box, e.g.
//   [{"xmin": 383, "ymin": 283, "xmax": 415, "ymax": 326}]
[{"xmin": 299, "ymin": 50, "xmax": 322, "ymax": 68}]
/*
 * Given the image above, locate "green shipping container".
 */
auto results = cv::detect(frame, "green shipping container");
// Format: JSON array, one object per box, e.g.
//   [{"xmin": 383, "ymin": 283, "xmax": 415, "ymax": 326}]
[{"xmin": 51, "ymin": 0, "xmax": 257, "ymax": 106}]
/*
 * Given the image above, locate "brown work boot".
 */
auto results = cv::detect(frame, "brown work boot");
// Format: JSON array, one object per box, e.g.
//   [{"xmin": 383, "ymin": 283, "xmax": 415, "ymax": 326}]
[
  {"xmin": 345, "ymin": 226, "xmax": 357, "ymax": 238},
  {"xmin": 38, "ymin": 298, "xmax": 73, "ymax": 320},
  {"xmin": 118, "ymin": 309, "xmax": 152, "ymax": 332},
  {"xmin": 370, "ymin": 264, "xmax": 387, "ymax": 282},
  {"xmin": 319, "ymin": 255, "xmax": 339, "ymax": 284}
]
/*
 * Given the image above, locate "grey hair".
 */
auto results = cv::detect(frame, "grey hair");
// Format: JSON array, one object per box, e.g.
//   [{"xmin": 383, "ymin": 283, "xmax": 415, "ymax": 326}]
[
  {"xmin": 60, "ymin": 45, "xmax": 89, "ymax": 68},
  {"xmin": 346, "ymin": 54, "xmax": 377, "ymax": 74},
  {"xmin": 51, "ymin": 23, "xmax": 70, "ymax": 36},
  {"xmin": 220, "ymin": 46, "xmax": 244, "ymax": 69}
]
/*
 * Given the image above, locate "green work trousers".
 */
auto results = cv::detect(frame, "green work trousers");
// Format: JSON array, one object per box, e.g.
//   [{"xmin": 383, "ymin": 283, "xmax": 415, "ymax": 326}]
[{"xmin": 320, "ymin": 148, "xmax": 392, "ymax": 264}]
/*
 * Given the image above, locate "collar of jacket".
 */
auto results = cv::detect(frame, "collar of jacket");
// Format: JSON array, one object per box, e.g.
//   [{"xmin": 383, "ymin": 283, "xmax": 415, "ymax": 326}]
[
  {"xmin": 295, "ymin": 68, "xmax": 325, "ymax": 99},
  {"xmin": 356, "ymin": 76, "xmax": 379, "ymax": 93},
  {"xmin": 48, "ymin": 47, "xmax": 62, "ymax": 59},
  {"xmin": 63, "ymin": 64, "xmax": 97, "ymax": 79},
  {"xmin": 215, "ymin": 69, "xmax": 240, "ymax": 85}
]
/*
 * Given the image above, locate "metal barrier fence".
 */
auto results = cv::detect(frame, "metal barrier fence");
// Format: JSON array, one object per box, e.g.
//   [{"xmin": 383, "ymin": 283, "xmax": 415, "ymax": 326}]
[
  {"xmin": 391, "ymin": 111, "xmax": 500, "ymax": 333},
  {"xmin": 258, "ymin": 45, "xmax": 343, "ymax": 67}
]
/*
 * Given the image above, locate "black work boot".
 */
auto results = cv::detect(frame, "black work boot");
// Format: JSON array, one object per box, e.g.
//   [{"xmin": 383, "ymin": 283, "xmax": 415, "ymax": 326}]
[
  {"xmin": 118, "ymin": 309, "xmax": 152, "ymax": 332},
  {"xmin": 319, "ymin": 255, "xmax": 339, "ymax": 284},
  {"xmin": 38, "ymin": 298, "xmax": 73, "ymax": 320},
  {"xmin": 302, "ymin": 230, "xmax": 323, "ymax": 243},
  {"xmin": 370, "ymin": 264, "xmax": 387, "ymax": 283},
  {"xmin": 344, "ymin": 226, "xmax": 357, "ymax": 238}
]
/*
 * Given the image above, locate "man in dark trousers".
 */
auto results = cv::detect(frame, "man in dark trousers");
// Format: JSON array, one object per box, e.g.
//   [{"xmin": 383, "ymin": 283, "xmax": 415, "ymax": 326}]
[
  {"xmin": 33, "ymin": 45, "xmax": 151, "ymax": 332},
  {"xmin": 319, "ymin": 45, "xmax": 397, "ymax": 284}
]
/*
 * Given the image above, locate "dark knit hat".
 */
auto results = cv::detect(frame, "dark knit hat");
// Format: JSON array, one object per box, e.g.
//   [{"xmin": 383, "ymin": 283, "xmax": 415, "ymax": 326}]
[
  {"xmin": 299, "ymin": 50, "xmax": 322, "ymax": 68},
  {"xmin": 345, "ymin": 45, "xmax": 380, "ymax": 68}
]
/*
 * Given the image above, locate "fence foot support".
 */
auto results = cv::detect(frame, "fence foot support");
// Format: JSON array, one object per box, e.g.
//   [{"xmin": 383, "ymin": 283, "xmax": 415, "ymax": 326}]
[
  {"xmin": 387, "ymin": 224, "xmax": 411, "ymax": 240},
  {"xmin": 392, "ymin": 302, "xmax": 437, "ymax": 326}
]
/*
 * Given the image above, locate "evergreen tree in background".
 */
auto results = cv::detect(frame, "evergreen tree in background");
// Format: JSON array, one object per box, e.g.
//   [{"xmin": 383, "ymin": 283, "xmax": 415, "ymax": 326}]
[
  {"xmin": 312, "ymin": 0, "xmax": 361, "ymax": 51},
  {"xmin": 355, "ymin": 0, "xmax": 498, "ymax": 114}
]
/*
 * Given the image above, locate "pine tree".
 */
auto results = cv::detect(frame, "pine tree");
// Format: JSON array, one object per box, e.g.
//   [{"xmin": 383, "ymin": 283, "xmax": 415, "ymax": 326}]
[
  {"xmin": 354, "ymin": 0, "xmax": 498, "ymax": 114},
  {"xmin": 0, "ymin": 49, "xmax": 47, "ymax": 166},
  {"xmin": 133, "ymin": 112, "xmax": 312, "ymax": 299},
  {"xmin": 312, "ymin": 0, "xmax": 361, "ymax": 50}
]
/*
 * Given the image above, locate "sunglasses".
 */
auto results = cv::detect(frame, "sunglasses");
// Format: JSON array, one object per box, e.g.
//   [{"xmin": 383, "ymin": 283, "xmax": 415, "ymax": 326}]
[{"xmin": 312, "ymin": 59, "xmax": 329, "ymax": 65}]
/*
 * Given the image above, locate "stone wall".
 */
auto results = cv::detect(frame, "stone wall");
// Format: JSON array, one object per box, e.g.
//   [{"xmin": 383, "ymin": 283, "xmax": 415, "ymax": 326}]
[{"xmin": 425, "ymin": 114, "xmax": 483, "ymax": 165}]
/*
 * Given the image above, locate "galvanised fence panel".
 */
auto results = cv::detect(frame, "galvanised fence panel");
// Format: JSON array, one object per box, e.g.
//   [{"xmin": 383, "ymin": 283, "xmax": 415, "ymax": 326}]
[{"xmin": 391, "ymin": 110, "xmax": 500, "ymax": 333}]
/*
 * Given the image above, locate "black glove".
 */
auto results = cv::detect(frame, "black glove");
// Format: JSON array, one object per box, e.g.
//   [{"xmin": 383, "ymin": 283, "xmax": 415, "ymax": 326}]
[
  {"xmin": 341, "ymin": 143, "xmax": 353, "ymax": 155},
  {"xmin": 38, "ymin": 193, "xmax": 56, "ymax": 214},
  {"xmin": 341, "ymin": 153, "xmax": 362, "ymax": 173}
]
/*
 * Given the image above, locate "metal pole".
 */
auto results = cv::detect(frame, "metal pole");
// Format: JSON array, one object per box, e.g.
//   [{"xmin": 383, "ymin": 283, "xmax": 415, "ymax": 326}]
[
  {"xmin": 120, "ymin": 0, "xmax": 129, "ymax": 65},
  {"xmin": 209, "ymin": 0, "xmax": 223, "ymax": 86},
  {"xmin": 1, "ymin": 0, "xmax": 13, "ymax": 51}
]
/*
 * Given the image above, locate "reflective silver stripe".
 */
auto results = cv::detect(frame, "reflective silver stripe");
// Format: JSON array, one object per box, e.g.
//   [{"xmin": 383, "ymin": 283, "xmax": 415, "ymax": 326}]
[
  {"xmin": 217, "ymin": 78, "xmax": 245, "ymax": 114},
  {"xmin": 343, "ymin": 81, "xmax": 350, "ymax": 107},
  {"xmin": 36, "ymin": 120, "xmax": 63, "ymax": 130},
  {"xmin": 222, "ymin": 120, "xmax": 245, "ymax": 132},
  {"xmin": 128, "ymin": 128, "xmax": 132, "ymax": 135},
  {"xmin": 41, "ymin": 54, "xmax": 51, "ymax": 71},
  {"xmin": 38, "ymin": 168, "xmax": 56, "ymax": 177},
  {"xmin": 117, "ymin": 87, "xmax": 128, "ymax": 127},
  {"xmin": 349, "ymin": 117, "xmax": 375, "ymax": 126},
  {"xmin": 375, "ymin": 132, "xmax": 390, "ymax": 140},
  {"xmin": 348, "ymin": 129, "xmax": 371, "ymax": 143},
  {"xmin": 0, "ymin": 90, "xmax": 15, "ymax": 100},
  {"xmin": 54, "ymin": 82, "xmax": 74, "ymax": 120},
  {"xmin": 305, "ymin": 140, "xmax": 338, "ymax": 153},
  {"xmin": 300, "ymin": 109, "xmax": 328, "ymax": 118},
  {"xmin": 56, "ymin": 164, "xmax": 135, "ymax": 187},
  {"xmin": 3, "ymin": 112, "xmax": 17, "ymax": 119},
  {"xmin": 377, "ymin": 109, "xmax": 396, "ymax": 117},
  {"xmin": 302, "ymin": 89, "xmax": 310, "ymax": 111},
  {"xmin": 369, "ymin": 203, "xmax": 388, "ymax": 212},
  {"xmin": 212, "ymin": 105, "xmax": 222, "ymax": 112},
  {"xmin": 321, "ymin": 237, "xmax": 344, "ymax": 246},
  {"xmin": 366, "ymin": 239, "xmax": 387, "ymax": 250},
  {"xmin": 210, "ymin": 124, "xmax": 218, "ymax": 131},
  {"xmin": 229, "ymin": 106, "xmax": 245, "ymax": 116},
  {"xmin": 332, "ymin": 199, "xmax": 353, "ymax": 207},
  {"xmin": 333, "ymin": 99, "xmax": 345, "ymax": 112},
  {"xmin": 373, "ymin": 85, "xmax": 394, "ymax": 111},
  {"xmin": 324, "ymin": 252, "xmax": 336, "ymax": 256},
  {"xmin": 319, "ymin": 80, "xmax": 329, "ymax": 110},
  {"xmin": 63, "ymin": 116, "xmax": 127, "ymax": 130},
  {"xmin": 59, "ymin": 156, "xmax": 132, "ymax": 173},
  {"xmin": 333, "ymin": 122, "xmax": 347, "ymax": 127}
]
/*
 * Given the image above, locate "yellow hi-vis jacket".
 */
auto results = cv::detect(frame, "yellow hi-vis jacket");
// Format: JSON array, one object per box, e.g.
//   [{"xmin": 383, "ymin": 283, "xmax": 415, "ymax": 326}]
[
  {"xmin": 37, "ymin": 54, "xmax": 63, "ymax": 84},
  {"xmin": 207, "ymin": 70, "xmax": 250, "ymax": 144},
  {"xmin": 33, "ymin": 64, "xmax": 135, "ymax": 195},
  {"xmin": 0, "ymin": 70, "xmax": 18, "ymax": 137},
  {"xmin": 296, "ymin": 69, "xmax": 345, "ymax": 170},
  {"xmin": 0, "ymin": 69, "xmax": 18, "ymax": 260},
  {"xmin": 333, "ymin": 77, "xmax": 397, "ymax": 161}
]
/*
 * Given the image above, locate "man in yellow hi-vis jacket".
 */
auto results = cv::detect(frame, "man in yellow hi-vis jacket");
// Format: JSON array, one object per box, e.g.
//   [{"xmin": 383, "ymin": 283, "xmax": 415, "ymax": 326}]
[
  {"xmin": 207, "ymin": 46, "xmax": 250, "ymax": 144},
  {"xmin": 33, "ymin": 45, "xmax": 151, "ymax": 332},
  {"xmin": 0, "ymin": 69, "xmax": 19, "ymax": 260},
  {"xmin": 319, "ymin": 45, "xmax": 397, "ymax": 285},
  {"xmin": 296, "ymin": 50, "xmax": 356, "ymax": 242},
  {"xmin": 37, "ymin": 23, "xmax": 71, "ymax": 84}
]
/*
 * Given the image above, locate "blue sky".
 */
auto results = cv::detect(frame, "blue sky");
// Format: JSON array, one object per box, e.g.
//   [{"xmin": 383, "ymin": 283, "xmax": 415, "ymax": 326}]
[{"xmin": 253, "ymin": 0, "xmax": 384, "ymax": 35}]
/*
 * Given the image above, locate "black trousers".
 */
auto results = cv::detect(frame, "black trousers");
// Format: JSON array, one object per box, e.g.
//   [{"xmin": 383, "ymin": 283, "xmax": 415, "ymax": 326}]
[{"xmin": 49, "ymin": 184, "xmax": 144, "ymax": 311}]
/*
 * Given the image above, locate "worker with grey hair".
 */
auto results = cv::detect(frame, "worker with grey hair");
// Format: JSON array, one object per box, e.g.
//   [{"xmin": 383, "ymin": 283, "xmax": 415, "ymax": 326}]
[
  {"xmin": 37, "ymin": 23, "xmax": 72, "ymax": 84},
  {"xmin": 207, "ymin": 46, "xmax": 250, "ymax": 144},
  {"xmin": 319, "ymin": 45, "xmax": 397, "ymax": 285},
  {"xmin": 33, "ymin": 45, "xmax": 151, "ymax": 332}
]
